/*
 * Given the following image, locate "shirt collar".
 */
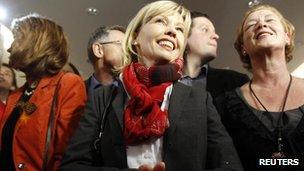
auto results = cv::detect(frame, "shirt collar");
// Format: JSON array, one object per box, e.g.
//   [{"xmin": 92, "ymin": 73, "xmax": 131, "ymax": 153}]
[
  {"xmin": 90, "ymin": 74, "xmax": 119, "ymax": 89},
  {"xmin": 91, "ymin": 74, "xmax": 101, "ymax": 89},
  {"xmin": 182, "ymin": 64, "xmax": 208, "ymax": 79}
]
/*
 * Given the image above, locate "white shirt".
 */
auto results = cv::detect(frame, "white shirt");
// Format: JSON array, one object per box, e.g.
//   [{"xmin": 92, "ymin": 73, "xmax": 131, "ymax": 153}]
[
  {"xmin": 127, "ymin": 137, "xmax": 163, "ymax": 168},
  {"xmin": 126, "ymin": 85, "xmax": 173, "ymax": 168}
]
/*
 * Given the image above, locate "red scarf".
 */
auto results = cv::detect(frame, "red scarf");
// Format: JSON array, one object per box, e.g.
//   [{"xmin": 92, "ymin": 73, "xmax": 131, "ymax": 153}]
[{"xmin": 122, "ymin": 58, "xmax": 183, "ymax": 145}]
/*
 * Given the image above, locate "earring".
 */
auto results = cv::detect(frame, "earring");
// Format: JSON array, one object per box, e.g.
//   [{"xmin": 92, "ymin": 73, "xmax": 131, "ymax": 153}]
[
  {"xmin": 132, "ymin": 41, "xmax": 138, "ymax": 45},
  {"xmin": 243, "ymin": 50, "xmax": 247, "ymax": 56},
  {"xmin": 286, "ymin": 40, "xmax": 290, "ymax": 45}
]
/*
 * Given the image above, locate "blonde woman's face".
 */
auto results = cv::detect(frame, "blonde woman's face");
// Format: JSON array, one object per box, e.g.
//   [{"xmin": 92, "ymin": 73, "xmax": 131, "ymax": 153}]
[
  {"xmin": 134, "ymin": 12, "xmax": 186, "ymax": 66},
  {"xmin": 242, "ymin": 9, "xmax": 290, "ymax": 55}
]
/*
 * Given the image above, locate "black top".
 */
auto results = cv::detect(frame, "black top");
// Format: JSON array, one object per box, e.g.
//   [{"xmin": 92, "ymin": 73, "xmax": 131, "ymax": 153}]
[
  {"xmin": 215, "ymin": 90, "xmax": 304, "ymax": 171},
  {"xmin": 207, "ymin": 66, "xmax": 249, "ymax": 99},
  {"xmin": 0, "ymin": 84, "xmax": 36, "ymax": 170},
  {"xmin": 236, "ymin": 88, "xmax": 302, "ymax": 133}
]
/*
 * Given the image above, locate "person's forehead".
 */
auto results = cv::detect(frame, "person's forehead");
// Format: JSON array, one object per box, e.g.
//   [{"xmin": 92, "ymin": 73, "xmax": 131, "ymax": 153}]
[
  {"xmin": 107, "ymin": 30, "xmax": 124, "ymax": 39},
  {"xmin": 193, "ymin": 17, "xmax": 214, "ymax": 28},
  {"xmin": 1, "ymin": 66, "xmax": 12, "ymax": 73},
  {"xmin": 149, "ymin": 11, "xmax": 184, "ymax": 22},
  {"xmin": 246, "ymin": 9, "xmax": 280, "ymax": 20}
]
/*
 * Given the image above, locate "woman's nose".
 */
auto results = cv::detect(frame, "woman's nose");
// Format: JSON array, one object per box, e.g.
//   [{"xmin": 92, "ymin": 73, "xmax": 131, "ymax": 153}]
[
  {"xmin": 256, "ymin": 20, "xmax": 268, "ymax": 29},
  {"xmin": 165, "ymin": 27, "xmax": 176, "ymax": 38}
]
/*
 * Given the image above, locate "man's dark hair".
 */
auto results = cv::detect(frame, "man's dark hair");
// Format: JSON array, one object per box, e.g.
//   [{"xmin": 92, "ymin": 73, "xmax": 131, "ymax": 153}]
[
  {"xmin": 190, "ymin": 11, "xmax": 213, "ymax": 31},
  {"xmin": 87, "ymin": 25, "xmax": 125, "ymax": 64}
]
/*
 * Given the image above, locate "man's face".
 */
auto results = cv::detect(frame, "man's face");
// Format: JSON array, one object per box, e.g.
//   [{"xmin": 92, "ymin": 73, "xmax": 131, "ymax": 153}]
[
  {"xmin": 187, "ymin": 17, "xmax": 219, "ymax": 61},
  {"xmin": 101, "ymin": 30, "xmax": 125, "ymax": 70}
]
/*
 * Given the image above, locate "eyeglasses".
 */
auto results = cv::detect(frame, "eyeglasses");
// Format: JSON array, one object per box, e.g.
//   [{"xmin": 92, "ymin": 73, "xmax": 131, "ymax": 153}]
[{"xmin": 99, "ymin": 40, "xmax": 122, "ymax": 45}]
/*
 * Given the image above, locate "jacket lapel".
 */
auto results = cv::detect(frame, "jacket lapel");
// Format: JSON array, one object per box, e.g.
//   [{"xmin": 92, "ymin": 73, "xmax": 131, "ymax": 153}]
[
  {"xmin": 163, "ymin": 82, "xmax": 192, "ymax": 158},
  {"xmin": 111, "ymin": 83, "xmax": 126, "ymax": 130}
]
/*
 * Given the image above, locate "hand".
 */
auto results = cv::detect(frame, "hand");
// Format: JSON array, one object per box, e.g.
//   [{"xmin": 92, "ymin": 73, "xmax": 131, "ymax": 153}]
[{"xmin": 138, "ymin": 162, "xmax": 165, "ymax": 171}]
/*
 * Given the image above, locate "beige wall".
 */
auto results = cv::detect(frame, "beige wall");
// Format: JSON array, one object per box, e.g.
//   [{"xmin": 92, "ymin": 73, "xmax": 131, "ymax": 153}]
[{"xmin": 0, "ymin": 24, "xmax": 26, "ymax": 88}]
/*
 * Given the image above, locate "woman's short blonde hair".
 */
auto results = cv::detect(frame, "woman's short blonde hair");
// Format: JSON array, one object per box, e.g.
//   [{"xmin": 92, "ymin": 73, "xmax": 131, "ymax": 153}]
[
  {"xmin": 234, "ymin": 4, "xmax": 295, "ymax": 70},
  {"xmin": 121, "ymin": 0, "xmax": 191, "ymax": 70},
  {"xmin": 9, "ymin": 14, "xmax": 68, "ymax": 79}
]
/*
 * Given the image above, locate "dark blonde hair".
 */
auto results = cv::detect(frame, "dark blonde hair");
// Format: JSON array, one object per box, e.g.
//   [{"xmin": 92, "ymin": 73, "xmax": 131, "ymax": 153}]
[
  {"xmin": 122, "ymin": 0, "xmax": 191, "ymax": 70},
  {"xmin": 234, "ymin": 4, "xmax": 295, "ymax": 70},
  {"xmin": 9, "ymin": 14, "xmax": 69, "ymax": 80}
]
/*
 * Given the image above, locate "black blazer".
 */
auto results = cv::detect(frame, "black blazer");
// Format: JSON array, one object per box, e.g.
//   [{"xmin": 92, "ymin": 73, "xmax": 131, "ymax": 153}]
[
  {"xmin": 60, "ymin": 81, "xmax": 243, "ymax": 171},
  {"xmin": 207, "ymin": 67, "xmax": 249, "ymax": 99}
]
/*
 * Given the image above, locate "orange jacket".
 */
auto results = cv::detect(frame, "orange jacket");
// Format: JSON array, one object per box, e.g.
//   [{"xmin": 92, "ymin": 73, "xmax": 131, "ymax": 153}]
[{"xmin": 0, "ymin": 72, "xmax": 87, "ymax": 171}]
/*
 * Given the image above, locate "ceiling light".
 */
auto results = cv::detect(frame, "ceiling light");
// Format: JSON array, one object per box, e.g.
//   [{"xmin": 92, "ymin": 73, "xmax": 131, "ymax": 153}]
[
  {"xmin": 86, "ymin": 7, "xmax": 99, "ymax": 16},
  {"xmin": 0, "ymin": 6, "xmax": 7, "ymax": 20},
  {"xmin": 0, "ymin": 24, "xmax": 13, "ymax": 50},
  {"xmin": 248, "ymin": 0, "xmax": 262, "ymax": 8}
]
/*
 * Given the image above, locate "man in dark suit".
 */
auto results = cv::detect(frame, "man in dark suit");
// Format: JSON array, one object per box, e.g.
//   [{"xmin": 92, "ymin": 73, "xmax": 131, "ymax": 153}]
[
  {"xmin": 182, "ymin": 12, "xmax": 249, "ymax": 99},
  {"xmin": 85, "ymin": 25, "xmax": 125, "ymax": 94}
]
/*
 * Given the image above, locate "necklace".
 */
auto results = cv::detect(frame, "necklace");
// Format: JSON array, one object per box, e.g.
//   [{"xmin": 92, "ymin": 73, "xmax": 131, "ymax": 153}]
[
  {"xmin": 249, "ymin": 74, "xmax": 292, "ymax": 158},
  {"xmin": 16, "ymin": 80, "xmax": 40, "ymax": 115}
]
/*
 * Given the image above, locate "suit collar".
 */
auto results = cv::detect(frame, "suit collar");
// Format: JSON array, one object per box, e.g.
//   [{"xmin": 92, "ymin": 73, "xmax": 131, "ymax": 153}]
[
  {"xmin": 37, "ymin": 72, "xmax": 65, "ymax": 89},
  {"xmin": 111, "ymin": 82, "xmax": 126, "ymax": 129}
]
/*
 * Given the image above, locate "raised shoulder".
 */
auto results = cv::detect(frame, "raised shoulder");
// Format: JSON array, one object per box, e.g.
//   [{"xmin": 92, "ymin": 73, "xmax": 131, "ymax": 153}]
[
  {"xmin": 58, "ymin": 72, "xmax": 86, "ymax": 101},
  {"xmin": 61, "ymin": 72, "xmax": 83, "ymax": 84}
]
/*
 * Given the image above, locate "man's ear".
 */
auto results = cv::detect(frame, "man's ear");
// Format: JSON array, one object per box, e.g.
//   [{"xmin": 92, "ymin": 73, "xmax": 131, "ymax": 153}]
[{"xmin": 92, "ymin": 43, "xmax": 104, "ymax": 59}]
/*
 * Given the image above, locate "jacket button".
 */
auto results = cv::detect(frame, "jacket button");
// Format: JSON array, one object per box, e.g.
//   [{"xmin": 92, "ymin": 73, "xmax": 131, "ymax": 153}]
[
  {"xmin": 168, "ymin": 142, "xmax": 173, "ymax": 149},
  {"xmin": 17, "ymin": 163, "xmax": 25, "ymax": 170}
]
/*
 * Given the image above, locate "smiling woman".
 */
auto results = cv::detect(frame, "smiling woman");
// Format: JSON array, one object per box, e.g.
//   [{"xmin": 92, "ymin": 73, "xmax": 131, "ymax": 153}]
[
  {"xmin": 61, "ymin": 1, "xmax": 242, "ymax": 171},
  {"xmin": 215, "ymin": 4, "xmax": 304, "ymax": 171}
]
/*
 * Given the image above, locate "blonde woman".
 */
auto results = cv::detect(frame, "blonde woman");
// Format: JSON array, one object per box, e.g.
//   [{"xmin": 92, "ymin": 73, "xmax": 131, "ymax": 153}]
[{"xmin": 61, "ymin": 1, "xmax": 241, "ymax": 171}]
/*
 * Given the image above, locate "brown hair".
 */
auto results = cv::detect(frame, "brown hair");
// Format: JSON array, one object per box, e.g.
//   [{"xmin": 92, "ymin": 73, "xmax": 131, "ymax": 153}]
[
  {"xmin": 234, "ymin": 4, "xmax": 295, "ymax": 70},
  {"xmin": 9, "ymin": 14, "xmax": 69, "ymax": 80}
]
